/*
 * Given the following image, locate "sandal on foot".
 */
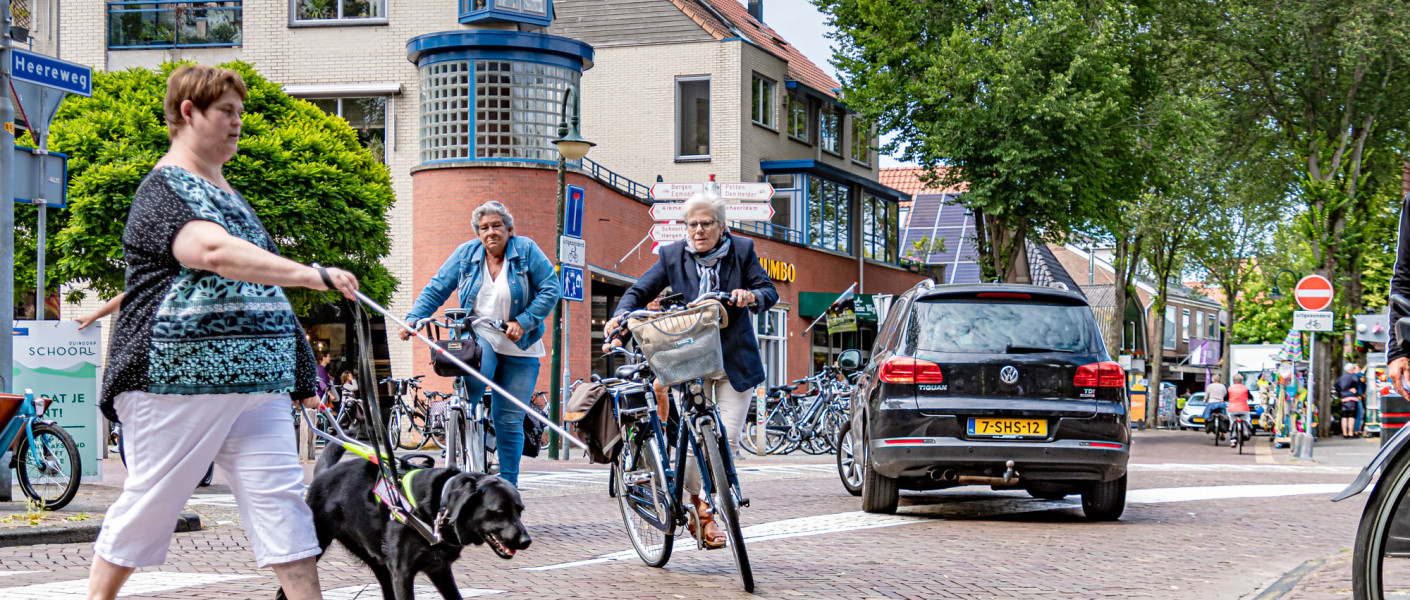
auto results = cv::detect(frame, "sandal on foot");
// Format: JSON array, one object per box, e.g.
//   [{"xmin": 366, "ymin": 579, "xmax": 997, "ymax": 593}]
[{"xmin": 688, "ymin": 501, "xmax": 727, "ymax": 549}]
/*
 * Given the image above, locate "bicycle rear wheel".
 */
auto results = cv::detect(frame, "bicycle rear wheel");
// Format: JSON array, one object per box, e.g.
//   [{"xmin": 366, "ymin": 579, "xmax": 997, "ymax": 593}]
[
  {"xmin": 702, "ymin": 427, "xmax": 753, "ymax": 592},
  {"xmin": 15, "ymin": 422, "xmax": 82, "ymax": 510},
  {"xmin": 745, "ymin": 406, "xmax": 795, "ymax": 455},
  {"xmin": 1237, "ymin": 421, "xmax": 1245, "ymax": 454},
  {"xmin": 388, "ymin": 407, "xmax": 404, "ymax": 450},
  {"xmin": 1354, "ymin": 442, "xmax": 1410, "ymax": 599},
  {"xmin": 616, "ymin": 431, "xmax": 675, "ymax": 567}
]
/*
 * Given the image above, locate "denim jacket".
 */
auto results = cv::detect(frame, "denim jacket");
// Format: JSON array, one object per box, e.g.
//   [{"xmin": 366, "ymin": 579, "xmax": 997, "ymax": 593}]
[{"xmin": 405, "ymin": 236, "xmax": 561, "ymax": 351}]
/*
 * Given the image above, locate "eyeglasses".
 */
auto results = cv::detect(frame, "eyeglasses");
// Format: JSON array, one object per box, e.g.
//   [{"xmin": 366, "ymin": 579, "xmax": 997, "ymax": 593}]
[{"xmin": 686, "ymin": 220, "xmax": 718, "ymax": 230}]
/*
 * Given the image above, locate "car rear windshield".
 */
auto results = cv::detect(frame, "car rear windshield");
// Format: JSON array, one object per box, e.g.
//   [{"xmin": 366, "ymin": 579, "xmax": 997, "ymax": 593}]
[{"xmin": 907, "ymin": 298, "xmax": 1099, "ymax": 354}]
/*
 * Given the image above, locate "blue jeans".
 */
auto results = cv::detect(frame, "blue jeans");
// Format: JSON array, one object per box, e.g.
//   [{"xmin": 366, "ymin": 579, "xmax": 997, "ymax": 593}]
[
  {"xmin": 1203, "ymin": 401, "xmax": 1226, "ymax": 421},
  {"xmin": 460, "ymin": 336, "xmax": 540, "ymax": 487}
]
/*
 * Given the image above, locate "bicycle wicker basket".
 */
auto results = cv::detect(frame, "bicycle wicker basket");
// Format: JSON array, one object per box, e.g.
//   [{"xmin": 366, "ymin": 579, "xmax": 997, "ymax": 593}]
[{"xmin": 627, "ymin": 300, "xmax": 727, "ymax": 386}]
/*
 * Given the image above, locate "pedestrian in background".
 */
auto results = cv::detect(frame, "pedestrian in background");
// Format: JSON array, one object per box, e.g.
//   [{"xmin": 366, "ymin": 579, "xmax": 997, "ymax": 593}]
[
  {"xmin": 89, "ymin": 64, "xmax": 358, "ymax": 600},
  {"xmin": 1336, "ymin": 363, "xmax": 1362, "ymax": 438}
]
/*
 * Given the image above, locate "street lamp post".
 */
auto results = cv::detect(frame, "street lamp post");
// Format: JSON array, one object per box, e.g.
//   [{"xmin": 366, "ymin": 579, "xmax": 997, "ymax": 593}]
[
  {"xmin": 1269, "ymin": 269, "xmax": 1299, "ymax": 300},
  {"xmin": 548, "ymin": 85, "xmax": 594, "ymax": 459}
]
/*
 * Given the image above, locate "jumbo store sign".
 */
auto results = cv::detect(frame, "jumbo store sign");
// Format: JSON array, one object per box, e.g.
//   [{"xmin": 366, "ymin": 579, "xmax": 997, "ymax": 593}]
[{"xmin": 759, "ymin": 257, "xmax": 796, "ymax": 282}]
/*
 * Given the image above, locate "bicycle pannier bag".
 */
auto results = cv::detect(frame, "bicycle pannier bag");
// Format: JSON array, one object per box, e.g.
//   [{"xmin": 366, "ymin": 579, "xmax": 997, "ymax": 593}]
[
  {"xmin": 564, "ymin": 381, "xmax": 621, "ymax": 464},
  {"xmin": 628, "ymin": 300, "xmax": 726, "ymax": 386}
]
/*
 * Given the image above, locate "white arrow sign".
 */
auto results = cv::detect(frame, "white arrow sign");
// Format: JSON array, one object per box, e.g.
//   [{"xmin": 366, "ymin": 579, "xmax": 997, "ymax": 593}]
[
  {"xmin": 649, "ymin": 182, "xmax": 706, "ymax": 201},
  {"xmin": 650, "ymin": 223, "xmax": 688, "ymax": 243},
  {"xmin": 719, "ymin": 182, "xmax": 775, "ymax": 201},
  {"xmin": 650, "ymin": 202, "xmax": 775, "ymax": 222}
]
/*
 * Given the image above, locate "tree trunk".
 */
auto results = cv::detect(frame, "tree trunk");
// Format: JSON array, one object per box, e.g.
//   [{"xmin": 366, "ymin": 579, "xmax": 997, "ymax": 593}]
[
  {"xmin": 1221, "ymin": 282, "xmax": 1236, "ymax": 384},
  {"xmin": 1106, "ymin": 237, "xmax": 1131, "ymax": 356},
  {"xmin": 1147, "ymin": 296, "xmax": 1168, "ymax": 425}
]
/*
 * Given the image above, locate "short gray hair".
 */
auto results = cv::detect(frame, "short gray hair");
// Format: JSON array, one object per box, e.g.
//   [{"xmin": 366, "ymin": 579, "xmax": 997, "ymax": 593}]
[
  {"xmin": 472, "ymin": 201, "xmax": 514, "ymax": 233},
  {"xmin": 1345, "ymin": 362, "xmax": 1358, "ymax": 374},
  {"xmin": 681, "ymin": 192, "xmax": 726, "ymax": 226}
]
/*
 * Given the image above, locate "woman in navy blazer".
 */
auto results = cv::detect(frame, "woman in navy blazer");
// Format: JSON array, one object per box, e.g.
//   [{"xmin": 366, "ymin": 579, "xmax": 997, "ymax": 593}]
[{"xmin": 606, "ymin": 192, "xmax": 778, "ymax": 547}]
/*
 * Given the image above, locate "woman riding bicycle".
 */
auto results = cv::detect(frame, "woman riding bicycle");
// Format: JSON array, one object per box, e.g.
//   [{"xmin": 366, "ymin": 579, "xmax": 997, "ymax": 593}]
[
  {"xmin": 604, "ymin": 192, "xmax": 777, "ymax": 548},
  {"xmin": 401, "ymin": 201, "xmax": 560, "ymax": 487}
]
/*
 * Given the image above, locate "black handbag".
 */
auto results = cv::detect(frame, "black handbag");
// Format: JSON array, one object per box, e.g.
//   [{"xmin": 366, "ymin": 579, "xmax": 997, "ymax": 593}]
[
  {"xmin": 428, "ymin": 324, "xmax": 482, "ymax": 377},
  {"xmin": 521, "ymin": 410, "xmax": 546, "ymax": 457}
]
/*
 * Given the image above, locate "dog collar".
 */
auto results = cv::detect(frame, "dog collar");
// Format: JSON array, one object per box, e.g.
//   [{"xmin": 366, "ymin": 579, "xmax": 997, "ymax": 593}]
[{"xmin": 432, "ymin": 474, "xmax": 462, "ymax": 546}]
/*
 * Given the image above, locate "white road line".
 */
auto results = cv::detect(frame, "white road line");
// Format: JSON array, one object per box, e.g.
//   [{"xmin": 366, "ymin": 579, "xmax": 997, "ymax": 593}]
[
  {"xmin": 186, "ymin": 493, "xmax": 241, "ymax": 507},
  {"xmin": 323, "ymin": 584, "xmax": 502, "ymax": 599},
  {"xmin": 1129, "ymin": 463, "xmax": 1359, "ymax": 474},
  {"xmin": 0, "ymin": 571, "xmax": 38, "ymax": 577},
  {"xmin": 524, "ymin": 481, "xmax": 1351, "ymax": 572},
  {"xmin": 0, "ymin": 572, "xmax": 257, "ymax": 600}
]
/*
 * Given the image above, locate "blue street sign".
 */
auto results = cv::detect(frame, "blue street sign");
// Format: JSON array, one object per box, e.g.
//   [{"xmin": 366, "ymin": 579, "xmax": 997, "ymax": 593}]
[
  {"xmin": 561, "ymin": 265, "xmax": 584, "ymax": 302},
  {"xmin": 564, "ymin": 184, "xmax": 585, "ymax": 239},
  {"xmin": 11, "ymin": 49, "xmax": 93, "ymax": 97},
  {"xmin": 12, "ymin": 147, "xmax": 67, "ymax": 208}
]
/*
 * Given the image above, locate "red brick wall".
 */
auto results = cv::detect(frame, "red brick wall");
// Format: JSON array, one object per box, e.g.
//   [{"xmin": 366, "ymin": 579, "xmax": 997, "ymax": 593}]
[{"xmin": 409, "ymin": 165, "xmax": 924, "ymax": 398}]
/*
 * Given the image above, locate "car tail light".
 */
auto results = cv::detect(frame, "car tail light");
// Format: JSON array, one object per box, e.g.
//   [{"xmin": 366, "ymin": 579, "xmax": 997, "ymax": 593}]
[
  {"xmin": 1074, "ymin": 361, "xmax": 1125, "ymax": 388},
  {"xmin": 878, "ymin": 357, "xmax": 944, "ymax": 384}
]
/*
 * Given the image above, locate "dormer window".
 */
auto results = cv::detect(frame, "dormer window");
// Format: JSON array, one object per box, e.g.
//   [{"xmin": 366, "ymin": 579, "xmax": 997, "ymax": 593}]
[{"xmin": 460, "ymin": 0, "xmax": 551, "ymax": 27}]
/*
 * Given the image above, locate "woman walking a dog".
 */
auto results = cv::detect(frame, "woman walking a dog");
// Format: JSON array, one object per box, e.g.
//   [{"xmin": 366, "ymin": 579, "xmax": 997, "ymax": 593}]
[
  {"xmin": 402, "ymin": 201, "xmax": 560, "ymax": 487},
  {"xmin": 88, "ymin": 65, "xmax": 359, "ymax": 600},
  {"xmin": 604, "ymin": 192, "xmax": 778, "ymax": 548}
]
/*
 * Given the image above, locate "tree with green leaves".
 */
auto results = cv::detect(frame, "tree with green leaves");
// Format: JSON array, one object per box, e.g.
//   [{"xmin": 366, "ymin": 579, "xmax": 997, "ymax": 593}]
[
  {"xmin": 1142, "ymin": 186, "xmax": 1205, "ymax": 420},
  {"xmin": 819, "ymin": 0, "xmax": 1149, "ymax": 283},
  {"xmin": 1187, "ymin": 0, "xmax": 1410, "ymax": 435},
  {"xmin": 14, "ymin": 61, "xmax": 396, "ymax": 316}
]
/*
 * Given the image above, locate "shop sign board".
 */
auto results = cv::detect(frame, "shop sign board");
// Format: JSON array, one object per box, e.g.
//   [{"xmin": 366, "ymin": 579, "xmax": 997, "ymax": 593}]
[
  {"xmin": 12, "ymin": 320, "xmax": 102, "ymax": 480},
  {"xmin": 758, "ymin": 257, "xmax": 796, "ymax": 282}
]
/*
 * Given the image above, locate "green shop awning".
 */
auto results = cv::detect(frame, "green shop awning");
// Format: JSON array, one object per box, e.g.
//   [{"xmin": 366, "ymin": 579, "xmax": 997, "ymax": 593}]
[{"xmin": 799, "ymin": 292, "xmax": 880, "ymax": 321}]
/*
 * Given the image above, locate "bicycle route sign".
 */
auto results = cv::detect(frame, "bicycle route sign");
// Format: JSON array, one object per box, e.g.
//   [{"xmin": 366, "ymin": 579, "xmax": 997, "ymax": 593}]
[{"xmin": 1293, "ymin": 310, "xmax": 1333, "ymax": 332}]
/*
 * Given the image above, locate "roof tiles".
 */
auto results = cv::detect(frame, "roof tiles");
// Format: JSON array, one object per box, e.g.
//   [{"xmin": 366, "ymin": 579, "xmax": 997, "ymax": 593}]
[{"xmin": 675, "ymin": 0, "xmax": 843, "ymax": 98}]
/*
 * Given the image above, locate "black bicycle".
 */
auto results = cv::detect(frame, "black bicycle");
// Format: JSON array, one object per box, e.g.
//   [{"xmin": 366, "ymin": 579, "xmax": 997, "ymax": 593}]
[{"xmin": 607, "ymin": 292, "xmax": 754, "ymax": 591}]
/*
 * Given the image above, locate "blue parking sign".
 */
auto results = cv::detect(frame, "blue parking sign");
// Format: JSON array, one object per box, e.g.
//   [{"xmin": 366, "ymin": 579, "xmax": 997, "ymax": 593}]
[{"xmin": 561, "ymin": 265, "xmax": 584, "ymax": 302}]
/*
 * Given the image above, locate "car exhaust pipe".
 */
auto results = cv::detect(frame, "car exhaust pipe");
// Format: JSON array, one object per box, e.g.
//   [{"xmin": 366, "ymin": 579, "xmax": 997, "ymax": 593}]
[
  {"xmin": 927, "ymin": 468, "xmax": 958, "ymax": 482},
  {"xmin": 950, "ymin": 461, "xmax": 1021, "ymax": 486}
]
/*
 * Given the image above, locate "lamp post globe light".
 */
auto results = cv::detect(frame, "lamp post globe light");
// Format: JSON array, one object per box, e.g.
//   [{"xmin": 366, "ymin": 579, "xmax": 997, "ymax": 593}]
[{"xmin": 548, "ymin": 84, "xmax": 594, "ymax": 458}]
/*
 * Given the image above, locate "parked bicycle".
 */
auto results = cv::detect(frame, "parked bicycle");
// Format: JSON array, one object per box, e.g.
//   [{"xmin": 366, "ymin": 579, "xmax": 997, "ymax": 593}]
[
  {"xmin": 743, "ymin": 368, "xmax": 851, "ymax": 456},
  {"xmin": 605, "ymin": 291, "xmax": 754, "ymax": 591},
  {"xmin": 413, "ymin": 308, "xmax": 507, "ymax": 474},
  {"xmin": 2, "ymin": 390, "xmax": 81, "ymax": 509},
  {"xmin": 382, "ymin": 374, "xmax": 428, "ymax": 450}
]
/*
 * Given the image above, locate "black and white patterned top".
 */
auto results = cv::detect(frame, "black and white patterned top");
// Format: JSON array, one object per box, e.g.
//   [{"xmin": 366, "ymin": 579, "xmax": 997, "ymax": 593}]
[{"xmin": 101, "ymin": 166, "xmax": 316, "ymax": 422}]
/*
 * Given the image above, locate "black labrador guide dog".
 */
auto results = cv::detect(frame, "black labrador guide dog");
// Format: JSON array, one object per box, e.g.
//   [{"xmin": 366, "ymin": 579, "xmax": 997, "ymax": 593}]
[{"xmin": 276, "ymin": 442, "xmax": 531, "ymax": 600}]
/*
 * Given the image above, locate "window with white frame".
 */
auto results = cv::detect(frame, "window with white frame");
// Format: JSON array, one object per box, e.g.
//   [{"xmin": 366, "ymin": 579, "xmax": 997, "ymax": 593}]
[
  {"xmin": 676, "ymin": 76, "xmax": 710, "ymax": 159},
  {"xmin": 754, "ymin": 308, "xmax": 788, "ymax": 389},
  {"xmin": 1208, "ymin": 313, "xmax": 1218, "ymax": 338},
  {"xmin": 751, "ymin": 75, "xmax": 775, "ymax": 129},
  {"xmin": 787, "ymin": 93, "xmax": 808, "ymax": 142},
  {"xmin": 1182, "ymin": 309, "xmax": 1191, "ymax": 341},
  {"xmin": 820, "ymin": 107, "xmax": 840, "ymax": 154},
  {"xmin": 1195, "ymin": 312, "xmax": 1204, "ymax": 341},
  {"xmin": 308, "ymin": 97, "xmax": 388, "ymax": 163},
  {"xmin": 1164, "ymin": 306, "xmax": 1176, "ymax": 349},
  {"xmin": 294, "ymin": 0, "xmax": 385, "ymax": 22}
]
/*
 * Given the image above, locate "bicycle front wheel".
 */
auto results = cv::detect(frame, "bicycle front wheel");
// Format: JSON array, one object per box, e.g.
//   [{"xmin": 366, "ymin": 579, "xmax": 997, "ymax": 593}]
[
  {"xmin": 445, "ymin": 411, "xmax": 466, "ymax": 470},
  {"xmin": 1354, "ymin": 443, "xmax": 1410, "ymax": 599},
  {"xmin": 616, "ymin": 432, "xmax": 675, "ymax": 567},
  {"xmin": 16, "ymin": 422, "xmax": 82, "ymax": 510},
  {"xmin": 388, "ymin": 408, "xmax": 404, "ymax": 450},
  {"xmin": 702, "ymin": 428, "xmax": 753, "ymax": 592}
]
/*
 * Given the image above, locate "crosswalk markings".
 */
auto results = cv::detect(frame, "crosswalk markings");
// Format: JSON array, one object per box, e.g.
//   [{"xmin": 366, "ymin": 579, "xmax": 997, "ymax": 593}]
[
  {"xmin": 0, "ymin": 572, "xmax": 257, "ymax": 600},
  {"xmin": 1129, "ymin": 462, "xmax": 1358, "ymax": 474},
  {"xmin": 323, "ymin": 584, "xmax": 503, "ymax": 599}
]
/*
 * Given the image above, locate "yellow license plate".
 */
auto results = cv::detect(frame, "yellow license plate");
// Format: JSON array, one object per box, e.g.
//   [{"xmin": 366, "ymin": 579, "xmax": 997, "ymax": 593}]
[
  {"xmin": 968, "ymin": 418, "xmax": 1047, "ymax": 438},
  {"xmin": 1193, "ymin": 417, "xmax": 1205, "ymax": 423}
]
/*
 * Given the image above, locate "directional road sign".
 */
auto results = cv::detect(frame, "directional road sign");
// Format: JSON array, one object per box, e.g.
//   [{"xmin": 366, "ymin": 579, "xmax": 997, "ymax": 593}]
[
  {"xmin": 649, "ymin": 182, "xmax": 705, "ymax": 201},
  {"xmin": 650, "ymin": 202, "xmax": 775, "ymax": 222},
  {"xmin": 10, "ymin": 81, "xmax": 66, "ymax": 135},
  {"xmin": 1293, "ymin": 310, "xmax": 1333, "ymax": 332},
  {"xmin": 559, "ymin": 235, "xmax": 585, "ymax": 267},
  {"xmin": 1294, "ymin": 275, "xmax": 1334, "ymax": 312},
  {"xmin": 564, "ymin": 184, "xmax": 585, "ymax": 238},
  {"xmin": 719, "ymin": 182, "xmax": 774, "ymax": 201},
  {"xmin": 11, "ymin": 49, "xmax": 92, "ymax": 97},
  {"xmin": 12, "ymin": 147, "xmax": 67, "ymax": 208},
  {"xmin": 650, "ymin": 223, "xmax": 688, "ymax": 243},
  {"xmin": 561, "ymin": 265, "xmax": 584, "ymax": 302}
]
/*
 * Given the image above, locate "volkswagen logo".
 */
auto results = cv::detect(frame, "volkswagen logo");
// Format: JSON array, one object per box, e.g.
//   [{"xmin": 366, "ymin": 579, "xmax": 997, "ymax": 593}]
[{"xmin": 999, "ymin": 365, "xmax": 1019, "ymax": 384}]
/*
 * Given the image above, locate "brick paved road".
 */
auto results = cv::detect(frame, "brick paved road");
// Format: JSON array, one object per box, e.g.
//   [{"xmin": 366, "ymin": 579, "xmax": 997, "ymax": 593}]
[{"xmin": 0, "ymin": 430, "xmax": 1377, "ymax": 599}]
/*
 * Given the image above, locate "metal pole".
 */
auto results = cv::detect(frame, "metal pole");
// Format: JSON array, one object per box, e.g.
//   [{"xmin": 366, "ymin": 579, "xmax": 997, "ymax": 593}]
[
  {"xmin": 1301, "ymin": 332, "xmax": 1316, "ymax": 460},
  {"xmin": 560, "ymin": 302, "xmax": 570, "ymax": 459},
  {"xmin": 549, "ymin": 127, "xmax": 567, "ymax": 460},
  {"xmin": 1, "ymin": 0, "xmax": 16, "ymax": 393}
]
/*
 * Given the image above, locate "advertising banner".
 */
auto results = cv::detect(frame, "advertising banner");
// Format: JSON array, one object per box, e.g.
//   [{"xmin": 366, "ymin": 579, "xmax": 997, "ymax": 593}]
[{"xmin": 13, "ymin": 320, "xmax": 102, "ymax": 480}]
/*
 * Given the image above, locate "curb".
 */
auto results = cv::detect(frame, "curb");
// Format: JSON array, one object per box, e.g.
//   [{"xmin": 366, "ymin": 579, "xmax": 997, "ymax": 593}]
[{"xmin": 0, "ymin": 513, "xmax": 202, "ymax": 549}]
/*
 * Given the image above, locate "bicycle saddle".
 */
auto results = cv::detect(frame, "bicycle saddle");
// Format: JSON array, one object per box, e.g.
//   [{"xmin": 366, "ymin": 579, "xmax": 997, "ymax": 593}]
[
  {"xmin": 444, "ymin": 308, "xmax": 468, "ymax": 321},
  {"xmin": 769, "ymin": 384, "xmax": 798, "ymax": 394},
  {"xmin": 399, "ymin": 454, "xmax": 436, "ymax": 470},
  {"xmin": 615, "ymin": 363, "xmax": 649, "ymax": 380}
]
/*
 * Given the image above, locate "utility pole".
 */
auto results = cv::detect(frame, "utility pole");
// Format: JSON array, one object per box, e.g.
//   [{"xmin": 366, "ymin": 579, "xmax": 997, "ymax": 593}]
[{"xmin": 1, "ymin": 0, "xmax": 16, "ymax": 393}]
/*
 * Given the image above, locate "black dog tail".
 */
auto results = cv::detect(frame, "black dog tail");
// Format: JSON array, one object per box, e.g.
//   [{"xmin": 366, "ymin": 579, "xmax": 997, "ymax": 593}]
[{"xmin": 315, "ymin": 441, "xmax": 347, "ymax": 476}]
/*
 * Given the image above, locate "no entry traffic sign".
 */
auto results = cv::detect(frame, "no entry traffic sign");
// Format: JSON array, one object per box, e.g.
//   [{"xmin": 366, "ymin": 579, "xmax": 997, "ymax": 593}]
[{"xmin": 1294, "ymin": 275, "xmax": 1334, "ymax": 311}]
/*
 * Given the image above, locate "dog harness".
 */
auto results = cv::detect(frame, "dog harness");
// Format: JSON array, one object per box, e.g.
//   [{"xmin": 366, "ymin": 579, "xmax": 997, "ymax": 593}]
[{"xmin": 378, "ymin": 469, "xmax": 461, "ymax": 546}]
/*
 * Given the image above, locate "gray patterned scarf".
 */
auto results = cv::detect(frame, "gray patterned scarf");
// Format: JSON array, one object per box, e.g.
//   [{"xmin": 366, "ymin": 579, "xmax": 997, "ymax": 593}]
[{"xmin": 687, "ymin": 236, "xmax": 732, "ymax": 298}]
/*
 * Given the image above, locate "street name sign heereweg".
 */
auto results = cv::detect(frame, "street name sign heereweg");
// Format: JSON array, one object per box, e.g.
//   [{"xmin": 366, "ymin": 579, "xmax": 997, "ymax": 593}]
[{"xmin": 11, "ymin": 48, "xmax": 93, "ymax": 97}]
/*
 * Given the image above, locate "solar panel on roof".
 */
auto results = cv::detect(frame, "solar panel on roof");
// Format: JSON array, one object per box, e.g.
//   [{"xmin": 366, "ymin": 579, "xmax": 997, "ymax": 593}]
[{"xmin": 901, "ymin": 193, "xmax": 983, "ymax": 284}]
